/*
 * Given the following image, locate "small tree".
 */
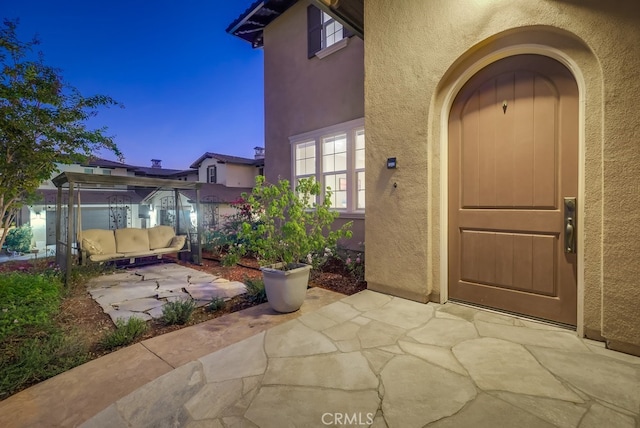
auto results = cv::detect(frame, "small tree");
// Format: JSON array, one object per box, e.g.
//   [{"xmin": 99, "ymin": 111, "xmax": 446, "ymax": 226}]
[
  {"xmin": 226, "ymin": 176, "xmax": 352, "ymax": 270},
  {"xmin": 0, "ymin": 19, "xmax": 122, "ymax": 250}
]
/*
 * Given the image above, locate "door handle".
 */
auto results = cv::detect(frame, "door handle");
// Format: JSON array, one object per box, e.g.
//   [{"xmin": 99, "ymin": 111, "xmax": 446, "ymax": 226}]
[{"xmin": 564, "ymin": 197, "xmax": 576, "ymax": 253}]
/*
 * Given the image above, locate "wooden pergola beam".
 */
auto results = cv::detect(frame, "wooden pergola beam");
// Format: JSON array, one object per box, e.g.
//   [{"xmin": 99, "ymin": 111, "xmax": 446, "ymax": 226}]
[{"xmin": 52, "ymin": 172, "xmax": 202, "ymax": 190}]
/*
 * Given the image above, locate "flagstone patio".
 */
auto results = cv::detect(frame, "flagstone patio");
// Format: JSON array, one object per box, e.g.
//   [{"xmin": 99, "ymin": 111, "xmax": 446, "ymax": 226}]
[
  {"xmin": 87, "ymin": 263, "xmax": 247, "ymax": 323},
  {"xmin": 82, "ymin": 290, "xmax": 640, "ymax": 428}
]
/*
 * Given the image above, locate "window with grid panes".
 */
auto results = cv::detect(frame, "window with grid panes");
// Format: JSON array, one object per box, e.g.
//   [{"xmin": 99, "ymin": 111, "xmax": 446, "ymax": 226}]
[
  {"xmin": 307, "ymin": 6, "xmax": 352, "ymax": 58},
  {"xmin": 208, "ymin": 165, "xmax": 217, "ymax": 183},
  {"xmin": 322, "ymin": 12, "xmax": 343, "ymax": 49},
  {"xmin": 291, "ymin": 119, "xmax": 364, "ymax": 213},
  {"xmin": 355, "ymin": 130, "xmax": 365, "ymax": 209},
  {"xmin": 295, "ymin": 141, "xmax": 316, "ymax": 180},
  {"xmin": 323, "ymin": 134, "xmax": 348, "ymax": 209}
]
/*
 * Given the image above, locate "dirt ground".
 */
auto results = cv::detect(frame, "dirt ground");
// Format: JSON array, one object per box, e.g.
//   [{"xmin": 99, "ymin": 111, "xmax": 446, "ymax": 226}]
[{"xmin": 2, "ymin": 254, "xmax": 366, "ymax": 360}]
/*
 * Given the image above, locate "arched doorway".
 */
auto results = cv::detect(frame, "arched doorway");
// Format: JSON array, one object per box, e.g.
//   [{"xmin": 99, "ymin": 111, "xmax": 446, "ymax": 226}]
[{"xmin": 448, "ymin": 54, "xmax": 578, "ymax": 326}]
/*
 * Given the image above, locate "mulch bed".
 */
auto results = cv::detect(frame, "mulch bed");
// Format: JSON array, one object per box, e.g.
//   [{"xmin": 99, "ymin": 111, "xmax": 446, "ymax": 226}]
[
  {"xmin": 0, "ymin": 253, "xmax": 366, "ymax": 399},
  {"xmin": 1, "ymin": 253, "xmax": 365, "ymax": 360}
]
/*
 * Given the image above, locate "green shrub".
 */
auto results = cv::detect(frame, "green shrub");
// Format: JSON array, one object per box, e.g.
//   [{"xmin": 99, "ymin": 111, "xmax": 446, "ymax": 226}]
[
  {"xmin": 203, "ymin": 197, "xmax": 263, "ymax": 263},
  {"xmin": 336, "ymin": 244, "xmax": 365, "ymax": 282},
  {"xmin": 0, "ymin": 332, "xmax": 89, "ymax": 400},
  {"xmin": 0, "ymin": 272, "xmax": 62, "ymax": 341},
  {"xmin": 202, "ymin": 229, "xmax": 224, "ymax": 255},
  {"xmin": 162, "ymin": 299, "xmax": 197, "ymax": 325},
  {"xmin": 226, "ymin": 177, "xmax": 352, "ymax": 270},
  {"xmin": 205, "ymin": 297, "xmax": 226, "ymax": 313},
  {"xmin": 0, "ymin": 270, "xmax": 89, "ymax": 399},
  {"xmin": 244, "ymin": 278, "xmax": 267, "ymax": 304},
  {"xmin": 99, "ymin": 317, "xmax": 148, "ymax": 350},
  {"xmin": 5, "ymin": 225, "xmax": 33, "ymax": 254}
]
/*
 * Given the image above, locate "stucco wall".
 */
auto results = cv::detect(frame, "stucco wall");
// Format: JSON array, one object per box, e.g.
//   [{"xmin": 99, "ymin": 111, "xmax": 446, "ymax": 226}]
[
  {"xmin": 365, "ymin": 0, "xmax": 640, "ymax": 352},
  {"xmin": 226, "ymin": 163, "xmax": 258, "ymax": 188},
  {"xmin": 263, "ymin": 0, "xmax": 366, "ymax": 247}
]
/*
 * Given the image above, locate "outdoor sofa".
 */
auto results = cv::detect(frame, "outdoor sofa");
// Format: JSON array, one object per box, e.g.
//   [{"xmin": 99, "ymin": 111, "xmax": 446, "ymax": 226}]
[{"xmin": 80, "ymin": 225, "xmax": 187, "ymax": 264}]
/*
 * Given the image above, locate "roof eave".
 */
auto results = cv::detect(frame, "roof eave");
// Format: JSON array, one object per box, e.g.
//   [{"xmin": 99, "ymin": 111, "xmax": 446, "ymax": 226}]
[
  {"xmin": 308, "ymin": 0, "xmax": 364, "ymax": 38},
  {"xmin": 226, "ymin": 1, "xmax": 265, "ymax": 36},
  {"xmin": 226, "ymin": 0, "xmax": 298, "ymax": 48},
  {"xmin": 189, "ymin": 153, "xmax": 214, "ymax": 169}
]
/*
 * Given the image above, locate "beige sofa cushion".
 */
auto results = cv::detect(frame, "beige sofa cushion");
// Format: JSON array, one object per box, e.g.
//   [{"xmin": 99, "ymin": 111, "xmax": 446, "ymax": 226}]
[
  {"xmin": 82, "ymin": 238, "xmax": 103, "ymax": 256},
  {"xmin": 115, "ymin": 228, "xmax": 150, "ymax": 253},
  {"xmin": 148, "ymin": 225, "xmax": 175, "ymax": 250},
  {"xmin": 169, "ymin": 235, "xmax": 186, "ymax": 250},
  {"xmin": 82, "ymin": 229, "xmax": 117, "ymax": 255},
  {"xmin": 89, "ymin": 253, "xmax": 125, "ymax": 262}
]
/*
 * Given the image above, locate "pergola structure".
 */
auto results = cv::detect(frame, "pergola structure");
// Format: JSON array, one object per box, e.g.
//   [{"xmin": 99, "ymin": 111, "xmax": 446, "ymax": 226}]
[{"xmin": 52, "ymin": 172, "xmax": 202, "ymax": 282}]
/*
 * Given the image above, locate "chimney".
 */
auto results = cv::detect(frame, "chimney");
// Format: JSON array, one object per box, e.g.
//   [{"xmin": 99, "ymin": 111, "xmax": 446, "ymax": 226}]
[
  {"xmin": 151, "ymin": 159, "xmax": 162, "ymax": 168},
  {"xmin": 254, "ymin": 146, "xmax": 265, "ymax": 160}
]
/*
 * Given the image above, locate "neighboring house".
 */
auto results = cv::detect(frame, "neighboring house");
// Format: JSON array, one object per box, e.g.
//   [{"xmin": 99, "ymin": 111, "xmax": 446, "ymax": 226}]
[
  {"xmin": 32, "ymin": 158, "xmax": 147, "ymax": 249},
  {"xmin": 132, "ymin": 160, "xmax": 199, "ymax": 182},
  {"xmin": 189, "ymin": 148, "xmax": 265, "ymax": 188},
  {"xmin": 25, "ymin": 150, "xmax": 263, "ymax": 252},
  {"xmin": 227, "ymin": 0, "xmax": 365, "ymax": 247},
  {"xmin": 289, "ymin": 0, "xmax": 639, "ymax": 355},
  {"xmin": 187, "ymin": 149, "xmax": 264, "ymax": 230}
]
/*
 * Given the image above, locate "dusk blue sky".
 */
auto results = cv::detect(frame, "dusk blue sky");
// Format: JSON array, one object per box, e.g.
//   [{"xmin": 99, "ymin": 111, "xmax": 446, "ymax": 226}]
[{"xmin": 4, "ymin": 0, "xmax": 264, "ymax": 170}]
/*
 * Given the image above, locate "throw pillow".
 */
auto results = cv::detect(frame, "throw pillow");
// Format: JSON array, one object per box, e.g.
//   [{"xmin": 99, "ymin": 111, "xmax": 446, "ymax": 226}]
[
  {"xmin": 82, "ymin": 238, "xmax": 103, "ymax": 255},
  {"xmin": 170, "ymin": 235, "xmax": 186, "ymax": 250}
]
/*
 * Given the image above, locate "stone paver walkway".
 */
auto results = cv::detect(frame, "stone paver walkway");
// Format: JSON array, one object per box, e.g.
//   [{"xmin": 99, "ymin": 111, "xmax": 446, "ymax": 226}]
[
  {"xmin": 83, "ymin": 290, "xmax": 640, "ymax": 428},
  {"xmin": 88, "ymin": 263, "xmax": 247, "ymax": 323},
  {"xmin": 0, "ymin": 288, "xmax": 345, "ymax": 428}
]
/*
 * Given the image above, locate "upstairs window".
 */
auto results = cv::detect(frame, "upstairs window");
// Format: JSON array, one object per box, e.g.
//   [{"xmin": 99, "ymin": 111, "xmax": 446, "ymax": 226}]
[
  {"xmin": 307, "ymin": 6, "xmax": 351, "ymax": 58},
  {"xmin": 207, "ymin": 165, "xmax": 217, "ymax": 184},
  {"xmin": 322, "ymin": 12, "xmax": 343, "ymax": 49}
]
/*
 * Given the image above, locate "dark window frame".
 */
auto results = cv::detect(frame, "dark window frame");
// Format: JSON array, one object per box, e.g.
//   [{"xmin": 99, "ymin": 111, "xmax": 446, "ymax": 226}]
[
  {"xmin": 307, "ymin": 5, "xmax": 352, "ymax": 58},
  {"xmin": 207, "ymin": 165, "xmax": 217, "ymax": 184}
]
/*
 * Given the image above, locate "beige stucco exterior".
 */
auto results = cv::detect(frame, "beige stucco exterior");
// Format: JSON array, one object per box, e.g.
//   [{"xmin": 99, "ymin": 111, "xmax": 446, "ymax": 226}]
[
  {"xmin": 226, "ymin": 163, "xmax": 259, "ymax": 188},
  {"xmin": 263, "ymin": 0, "xmax": 365, "ymax": 246},
  {"xmin": 364, "ymin": 0, "xmax": 640, "ymax": 353},
  {"xmin": 196, "ymin": 158, "xmax": 258, "ymax": 188}
]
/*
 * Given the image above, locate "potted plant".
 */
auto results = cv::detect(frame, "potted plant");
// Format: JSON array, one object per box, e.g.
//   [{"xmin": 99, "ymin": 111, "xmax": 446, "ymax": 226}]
[{"xmin": 227, "ymin": 176, "xmax": 352, "ymax": 312}]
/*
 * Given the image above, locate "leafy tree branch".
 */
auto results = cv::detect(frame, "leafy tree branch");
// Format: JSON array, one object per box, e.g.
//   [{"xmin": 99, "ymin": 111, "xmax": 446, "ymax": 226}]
[{"xmin": 0, "ymin": 19, "xmax": 123, "ymax": 250}]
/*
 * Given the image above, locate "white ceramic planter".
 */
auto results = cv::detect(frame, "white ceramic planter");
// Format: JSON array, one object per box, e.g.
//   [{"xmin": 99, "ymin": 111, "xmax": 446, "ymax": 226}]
[{"xmin": 260, "ymin": 263, "xmax": 312, "ymax": 313}]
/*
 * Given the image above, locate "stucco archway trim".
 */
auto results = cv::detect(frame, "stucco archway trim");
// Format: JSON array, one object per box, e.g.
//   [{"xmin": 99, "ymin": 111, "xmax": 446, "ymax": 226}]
[{"xmin": 437, "ymin": 39, "xmax": 590, "ymax": 335}]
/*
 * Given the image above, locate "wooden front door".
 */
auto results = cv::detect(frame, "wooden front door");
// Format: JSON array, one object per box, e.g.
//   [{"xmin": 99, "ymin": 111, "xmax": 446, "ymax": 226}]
[{"xmin": 448, "ymin": 55, "xmax": 578, "ymax": 326}]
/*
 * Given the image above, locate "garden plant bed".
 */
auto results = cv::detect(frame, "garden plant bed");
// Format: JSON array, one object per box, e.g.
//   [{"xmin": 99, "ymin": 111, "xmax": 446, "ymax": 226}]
[{"xmin": 0, "ymin": 254, "xmax": 365, "ymax": 399}]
